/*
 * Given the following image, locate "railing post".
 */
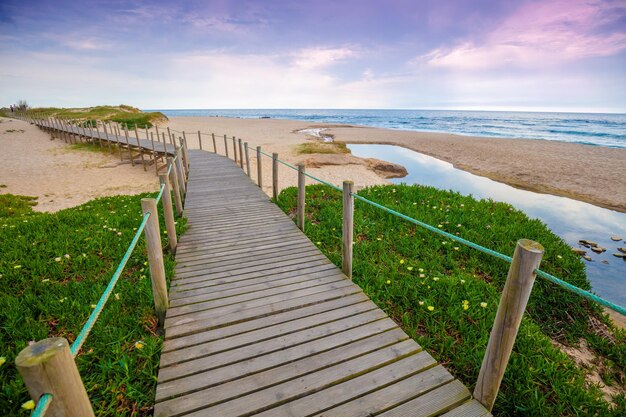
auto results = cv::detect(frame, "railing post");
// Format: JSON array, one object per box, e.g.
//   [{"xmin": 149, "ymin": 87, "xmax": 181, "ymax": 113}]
[
  {"xmin": 342, "ymin": 181, "xmax": 354, "ymax": 278},
  {"xmin": 134, "ymin": 126, "xmax": 147, "ymax": 171},
  {"xmin": 224, "ymin": 134, "xmax": 229, "ymax": 158},
  {"xmin": 256, "ymin": 146, "xmax": 263, "ymax": 188},
  {"xmin": 167, "ymin": 157, "xmax": 184, "ymax": 216},
  {"xmin": 244, "ymin": 142, "xmax": 251, "ymax": 177},
  {"xmin": 297, "ymin": 164, "xmax": 306, "ymax": 231},
  {"xmin": 123, "ymin": 127, "xmax": 134, "ymax": 166},
  {"xmin": 474, "ymin": 239, "xmax": 544, "ymax": 411},
  {"xmin": 272, "ymin": 152, "xmax": 278, "ymax": 200},
  {"xmin": 212, "ymin": 133, "xmax": 217, "ymax": 153},
  {"xmin": 141, "ymin": 198, "xmax": 169, "ymax": 326},
  {"xmin": 16, "ymin": 338, "xmax": 95, "ymax": 417},
  {"xmin": 238, "ymin": 138, "xmax": 244, "ymax": 169},
  {"xmin": 181, "ymin": 132, "xmax": 190, "ymax": 171},
  {"xmin": 197, "ymin": 130, "xmax": 203, "ymax": 150},
  {"xmin": 232, "ymin": 136, "xmax": 237, "ymax": 162},
  {"xmin": 159, "ymin": 174, "xmax": 178, "ymax": 254},
  {"xmin": 174, "ymin": 147, "xmax": 187, "ymax": 194}
]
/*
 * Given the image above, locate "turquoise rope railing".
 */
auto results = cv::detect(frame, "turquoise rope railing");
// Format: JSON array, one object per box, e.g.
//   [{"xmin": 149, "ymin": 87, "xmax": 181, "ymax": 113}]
[
  {"xmin": 31, "ymin": 394, "xmax": 52, "ymax": 417},
  {"xmin": 255, "ymin": 150, "xmax": 626, "ymax": 316},
  {"xmin": 69, "ymin": 212, "xmax": 151, "ymax": 356}
]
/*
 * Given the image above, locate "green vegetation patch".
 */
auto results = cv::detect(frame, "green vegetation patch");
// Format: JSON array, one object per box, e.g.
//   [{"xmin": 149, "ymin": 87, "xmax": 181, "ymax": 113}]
[
  {"xmin": 296, "ymin": 141, "xmax": 349, "ymax": 155},
  {"xmin": 0, "ymin": 194, "xmax": 38, "ymax": 218},
  {"xmin": 23, "ymin": 105, "xmax": 167, "ymax": 129},
  {"xmin": 276, "ymin": 184, "xmax": 625, "ymax": 416},
  {"xmin": 69, "ymin": 142, "xmax": 111, "ymax": 154},
  {"xmin": 0, "ymin": 193, "xmax": 186, "ymax": 416}
]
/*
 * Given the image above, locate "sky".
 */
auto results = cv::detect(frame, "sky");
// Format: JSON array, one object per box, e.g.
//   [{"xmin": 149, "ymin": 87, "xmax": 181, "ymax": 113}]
[{"xmin": 1, "ymin": 0, "xmax": 625, "ymax": 112}]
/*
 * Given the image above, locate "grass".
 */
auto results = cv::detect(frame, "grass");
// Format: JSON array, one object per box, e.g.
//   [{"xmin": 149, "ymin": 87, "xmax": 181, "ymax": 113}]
[
  {"xmin": 0, "ymin": 194, "xmax": 38, "ymax": 218},
  {"xmin": 0, "ymin": 193, "xmax": 186, "ymax": 416},
  {"xmin": 69, "ymin": 142, "xmax": 111, "ymax": 154},
  {"xmin": 296, "ymin": 141, "xmax": 349, "ymax": 154},
  {"xmin": 4, "ymin": 129, "xmax": 25, "ymax": 133},
  {"xmin": 276, "ymin": 183, "xmax": 625, "ymax": 416},
  {"xmin": 12, "ymin": 105, "xmax": 167, "ymax": 129}
]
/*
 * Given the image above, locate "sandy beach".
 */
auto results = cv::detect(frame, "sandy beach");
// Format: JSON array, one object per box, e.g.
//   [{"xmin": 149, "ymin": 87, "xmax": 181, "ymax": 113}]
[
  {"xmin": 0, "ymin": 117, "xmax": 158, "ymax": 212},
  {"xmin": 165, "ymin": 116, "xmax": 626, "ymax": 213}
]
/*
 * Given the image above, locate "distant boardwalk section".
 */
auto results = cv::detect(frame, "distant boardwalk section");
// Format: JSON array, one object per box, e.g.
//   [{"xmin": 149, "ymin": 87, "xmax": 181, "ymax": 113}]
[{"xmin": 154, "ymin": 150, "xmax": 490, "ymax": 417}]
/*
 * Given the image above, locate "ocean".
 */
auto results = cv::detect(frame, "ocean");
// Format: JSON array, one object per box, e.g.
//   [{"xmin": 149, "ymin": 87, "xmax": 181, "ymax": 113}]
[{"xmin": 150, "ymin": 109, "xmax": 626, "ymax": 149}]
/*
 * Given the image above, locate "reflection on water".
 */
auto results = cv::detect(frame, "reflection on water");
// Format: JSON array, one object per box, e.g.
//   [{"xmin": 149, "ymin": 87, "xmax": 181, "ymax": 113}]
[{"xmin": 348, "ymin": 144, "xmax": 626, "ymax": 306}]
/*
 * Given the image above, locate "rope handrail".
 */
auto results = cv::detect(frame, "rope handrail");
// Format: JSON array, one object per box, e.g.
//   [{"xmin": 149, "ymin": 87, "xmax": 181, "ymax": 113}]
[
  {"xmin": 255, "ymin": 149, "xmax": 626, "ymax": 316},
  {"xmin": 70, "ymin": 211, "xmax": 151, "ymax": 356},
  {"xmin": 31, "ymin": 394, "xmax": 52, "ymax": 417}
]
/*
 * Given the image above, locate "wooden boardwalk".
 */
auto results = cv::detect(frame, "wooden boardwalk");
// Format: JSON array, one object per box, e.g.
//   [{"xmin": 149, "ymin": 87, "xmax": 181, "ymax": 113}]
[{"xmin": 153, "ymin": 150, "xmax": 491, "ymax": 417}]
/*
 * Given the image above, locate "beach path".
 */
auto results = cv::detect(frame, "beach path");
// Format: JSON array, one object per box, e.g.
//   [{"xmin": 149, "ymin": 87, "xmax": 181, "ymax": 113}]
[{"xmin": 153, "ymin": 149, "xmax": 490, "ymax": 417}]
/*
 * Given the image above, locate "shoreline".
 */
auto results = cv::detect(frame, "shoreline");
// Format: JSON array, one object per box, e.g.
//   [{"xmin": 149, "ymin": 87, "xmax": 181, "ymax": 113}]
[{"xmin": 165, "ymin": 116, "xmax": 626, "ymax": 213}]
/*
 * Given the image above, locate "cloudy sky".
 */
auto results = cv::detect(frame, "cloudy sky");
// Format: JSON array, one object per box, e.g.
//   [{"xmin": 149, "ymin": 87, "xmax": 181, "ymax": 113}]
[{"xmin": 1, "ymin": 0, "xmax": 625, "ymax": 112}]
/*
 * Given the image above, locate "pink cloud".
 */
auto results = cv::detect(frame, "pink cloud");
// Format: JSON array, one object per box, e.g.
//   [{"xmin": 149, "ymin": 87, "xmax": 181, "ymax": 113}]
[
  {"xmin": 292, "ymin": 47, "xmax": 357, "ymax": 69},
  {"xmin": 425, "ymin": 0, "xmax": 626, "ymax": 70}
]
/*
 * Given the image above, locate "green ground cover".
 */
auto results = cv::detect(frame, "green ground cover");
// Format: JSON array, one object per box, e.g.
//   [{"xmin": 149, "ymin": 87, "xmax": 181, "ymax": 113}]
[
  {"xmin": 0, "ymin": 193, "xmax": 185, "ymax": 416},
  {"xmin": 277, "ymin": 183, "xmax": 625, "ymax": 416},
  {"xmin": 10, "ymin": 105, "xmax": 167, "ymax": 129}
]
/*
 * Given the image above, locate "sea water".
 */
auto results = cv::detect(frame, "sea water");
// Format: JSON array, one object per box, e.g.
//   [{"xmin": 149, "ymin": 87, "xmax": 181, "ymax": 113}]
[{"xmin": 151, "ymin": 109, "xmax": 626, "ymax": 149}]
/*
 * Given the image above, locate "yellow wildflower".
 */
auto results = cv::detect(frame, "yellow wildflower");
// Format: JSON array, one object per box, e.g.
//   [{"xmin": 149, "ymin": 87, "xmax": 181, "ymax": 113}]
[
  {"xmin": 114, "ymin": 293, "xmax": 120, "ymax": 300},
  {"xmin": 64, "ymin": 254, "xmax": 70, "ymax": 259},
  {"xmin": 427, "ymin": 306, "xmax": 435, "ymax": 311},
  {"xmin": 400, "ymin": 259, "xmax": 405, "ymax": 264},
  {"xmin": 22, "ymin": 400, "xmax": 35, "ymax": 410},
  {"xmin": 460, "ymin": 280, "xmax": 465, "ymax": 284},
  {"xmin": 418, "ymin": 268, "xmax": 424, "ymax": 272},
  {"xmin": 418, "ymin": 301, "xmax": 424, "ymax": 306},
  {"xmin": 54, "ymin": 257, "xmax": 61, "ymax": 262},
  {"xmin": 407, "ymin": 266, "xmax": 413, "ymax": 271},
  {"xmin": 0, "ymin": 357, "xmax": 6, "ymax": 367},
  {"xmin": 386, "ymin": 280, "xmax": 391, "ymax": 284},
  {"xmin": 90, "ymin": 304, "xmax": 96, "ymax": 309},
  {"xmin": 13, "ymin": 265, "xmax": 21, "ymax": 269},
  {"xmin": 480, "ymin": 302, "xmax": 488, "ymax": 308},
  {"xmin": 433, "ymin": 277, "xmax": 439, "ymax": 281},
  {"xmin": 135, "ymin": 341, "xmax": 145, "ymax": 349}
]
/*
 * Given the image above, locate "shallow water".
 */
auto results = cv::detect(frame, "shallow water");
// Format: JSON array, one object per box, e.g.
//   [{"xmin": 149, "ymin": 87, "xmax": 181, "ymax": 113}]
[{"xmin": 348, "ymin": 144, "xmax": 626, "ymax": 306}]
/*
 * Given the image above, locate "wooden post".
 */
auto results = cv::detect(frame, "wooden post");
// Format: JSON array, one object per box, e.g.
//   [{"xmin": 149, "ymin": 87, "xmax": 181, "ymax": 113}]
[
  {"xmin": 167, "ymin": 127, "xmax": 173, "ymax": 145},
  {"xmin": 212, "ymin": 133, "xmax": 217, "ymax": 153},
  {"xmin": 167, "ymin": 157, "xmax": 183, "ymax": 216},
  {"xmin": 244, "ymin": 142, "xmax": 251, "ymax": 177},
  {"xmin": 148, "ymin": 128, "xmax": 158, "ymax": 175},
  {"xmin": 342, "ymin": 181, "xmax": 354, "ymax": 278},
  {"xmin": 123, "ymin": 127, "xmax": 134, "ymax": 166},
  {"xmin": 181, "ymin": 135, "xmax": 190, "ymax": 172},
  {"xmin": 238, "ymin": 138, "xmax": 244, "ymax": 169},
  {"xmin": 297, "ymin": 164, "xmax": 305, "ymax": 231},
  {"xmin": 197, "ymin": 130, "xmax": 203, "ymax": 150},
  {"xmin": 224, "ymin": 134, "xmax": 229, "ymax": 158},
  {"xmin": 141, "ymin": 198, "xmax": 169, "ymax": 326},
  {"xmin": 474, "ymin": 239, "xmax": 544, "ymax": 411},
  {"xmin": 161, "ymin": 132, "xmax": 168, "ymax": 153},
  {"xmin": 181, "ymin": 132, "xmax": 189, "ymax": 163},
  {"xmin": 232, "ymin": 136, "xmax": 237, "ymax": 163},
  {"xmin": 174, "ymin": 148, "xmax": 186, "ymax": 194},
  {"xmin": 256, "ymin": 146, "xmax": 263, "ymax": 188},
  {"xmin": 134, "ymin": 127, "xmax": 147, "ymax": 171},
  {"xmin": 159, "ymin": 174, "xmax": 178, "ymax": 254},
  {"xmin": 16, "ymin": 337, "xmax": 95, "ymax": 417},
  {"xmin": 272, "ymin": 153, "xmax": 278, "ymax": 200}
]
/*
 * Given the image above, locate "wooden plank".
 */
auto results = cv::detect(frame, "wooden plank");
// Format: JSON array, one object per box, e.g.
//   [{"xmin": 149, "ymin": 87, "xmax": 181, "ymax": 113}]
[
  {"xmin": 440, "ymin": 400, "xmax": 493, "ymax": 417},
  {"xmin": 157, "ymin": 330, "xmax": 410, "ymax": 404},
  {"xmin": 376, "ymin": 380, "xmax": 471, "ymax": 417}
]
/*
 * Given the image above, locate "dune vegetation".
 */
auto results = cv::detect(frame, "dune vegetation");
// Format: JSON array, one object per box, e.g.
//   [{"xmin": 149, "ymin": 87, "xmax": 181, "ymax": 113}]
[
  {"xmin": 0, "ymin": 193, "xmax": 185, "ymax": 416},
  {"xmin": 8, "ymin": 105, "xmax": 167, "ymax": 129}
]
